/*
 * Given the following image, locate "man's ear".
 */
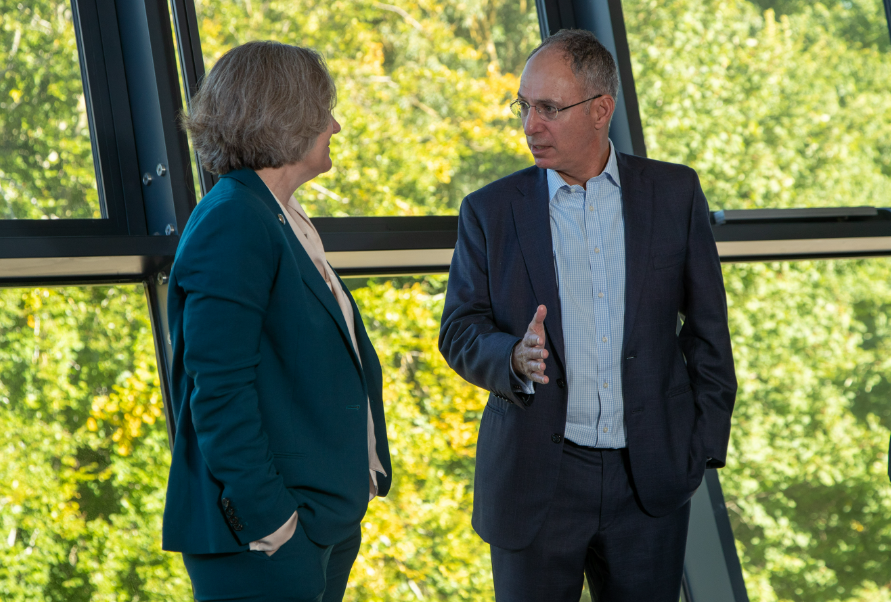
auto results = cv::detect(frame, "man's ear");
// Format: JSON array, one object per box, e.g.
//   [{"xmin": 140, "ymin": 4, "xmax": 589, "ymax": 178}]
[{"xmin": 593, "ymin": 95, "xmax": 616, "ymax": 130}]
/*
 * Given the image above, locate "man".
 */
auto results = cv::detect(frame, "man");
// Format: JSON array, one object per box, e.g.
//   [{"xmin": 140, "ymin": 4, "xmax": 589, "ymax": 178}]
[{"xmin": 439, "ymin": 29, "xmax": 737, "ymax": 601}]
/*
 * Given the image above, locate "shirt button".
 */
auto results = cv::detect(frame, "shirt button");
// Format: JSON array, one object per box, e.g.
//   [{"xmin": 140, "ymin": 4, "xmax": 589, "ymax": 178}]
[
  {"xmin": 588, "ymin": 205, "xmax": 594, "ymax": 211},
  {"xmin": 603, "ymin": 427, "xmax": 609, "ymax": 433},
  {"xmin": 603, "ymin": 382, "xmax": 609, "ymax": 388},
  {"xmin": 598, "ymin": 292, "xmax": 604, "ymax": 298},
  {"xmin": 602, "ymin": 336, "xmax": 608, "ymax": 343},
  {"xmin": 594, "ymin": 247, "xmax": 600, "ymax": 253}
]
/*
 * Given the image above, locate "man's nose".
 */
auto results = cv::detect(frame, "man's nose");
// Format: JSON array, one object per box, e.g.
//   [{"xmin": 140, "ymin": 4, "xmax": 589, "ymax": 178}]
[{"xmin": 523, "ymin": 108, "xmax": 544, "ymax": 135}]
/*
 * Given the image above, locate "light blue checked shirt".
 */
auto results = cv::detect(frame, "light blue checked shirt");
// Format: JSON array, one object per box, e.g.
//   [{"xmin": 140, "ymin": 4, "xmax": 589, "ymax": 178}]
[
  {"xmin": 550, "ymin": 141, "xmax": 626, "ymax": 448},
  {"xmin": 512, "ymin": 141, "xmax": 628, "ymax": 447}
]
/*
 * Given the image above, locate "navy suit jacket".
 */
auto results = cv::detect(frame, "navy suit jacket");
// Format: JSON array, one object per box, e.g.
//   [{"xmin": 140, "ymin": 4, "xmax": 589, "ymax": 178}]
[
  {"xmin": 162, "ymin": 168, "xmax": 392, "ymax": 554},
  {"xmin": 439, "ymin": 153, "xmax": 737, "ymax": 550}
]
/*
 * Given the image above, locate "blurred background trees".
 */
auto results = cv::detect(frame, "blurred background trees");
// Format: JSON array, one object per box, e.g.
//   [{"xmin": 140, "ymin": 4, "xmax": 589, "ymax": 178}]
[{"xmin": 0, "ymin": 0, "xmax": 889, "ymax": 600}]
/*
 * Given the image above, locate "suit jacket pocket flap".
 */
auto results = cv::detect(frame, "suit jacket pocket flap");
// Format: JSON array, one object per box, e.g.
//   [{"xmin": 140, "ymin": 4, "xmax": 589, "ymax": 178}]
[
  {"xmin": 653, "ymin": 249, "xmax": 686, "ymax": 270},
  {"xmin": 486, "ymin": 395, "xmax": 510, "ymax": 415},
  {"xmin": 666, "ymin": 382, "xmax": 692, "ymax": 397}
]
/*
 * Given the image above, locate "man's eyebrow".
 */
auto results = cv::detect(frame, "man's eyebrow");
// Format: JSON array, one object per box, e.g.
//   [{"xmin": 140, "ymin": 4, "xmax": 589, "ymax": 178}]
[{"xmin": 516, "ymin": 93, "xmax": 560, "ymax": 105}]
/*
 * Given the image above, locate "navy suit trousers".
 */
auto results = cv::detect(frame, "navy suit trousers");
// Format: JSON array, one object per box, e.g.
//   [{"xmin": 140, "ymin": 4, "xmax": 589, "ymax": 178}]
[{"xmin": 490, "ymin": 444, "xmax": 690, "ymax": 602}]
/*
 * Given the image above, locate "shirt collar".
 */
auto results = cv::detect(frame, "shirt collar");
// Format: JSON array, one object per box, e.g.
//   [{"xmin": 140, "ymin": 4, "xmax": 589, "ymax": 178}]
[{"xmin": 547, "ymin": 139, "xmax": 621, "ymax": 202}]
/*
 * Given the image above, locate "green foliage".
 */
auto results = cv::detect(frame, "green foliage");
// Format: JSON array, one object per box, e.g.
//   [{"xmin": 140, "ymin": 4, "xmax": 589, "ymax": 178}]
[
  {"xmin": 0, "ymin": 287, "xmax": 191, "ymax": 600},
  {"xmin": 624, "ymin": 0, "xmax": 891, "ymax": 211},
  {"xmin": 348, "ymin": 277, "xmax": 493, "ymax": 600},
  {"xmin": 2, "ymin": 0, "xmax": 891, "ymax": 600},
  {"xmin": 193, "ymin": 0, "xmax": 538, "ymax": 216},
  {"xmin": 0, "ymin": 0, "xmax": 100, "ymax": 218},
  {"xmin": 722, "ymin": 260, "xmax": 891, "ymax": 601}
]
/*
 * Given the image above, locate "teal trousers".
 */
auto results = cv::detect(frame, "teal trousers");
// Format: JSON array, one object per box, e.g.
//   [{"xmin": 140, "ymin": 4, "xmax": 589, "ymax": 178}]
[{"xmin": 183, "ymin": 523, "xmax": 362, "ymax": 602}]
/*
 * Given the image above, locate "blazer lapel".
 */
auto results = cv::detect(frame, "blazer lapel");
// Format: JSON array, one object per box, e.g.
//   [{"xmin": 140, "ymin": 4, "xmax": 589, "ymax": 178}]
[
  {"xmin": 617, "ymin": 153, "xmax": 654, "ymax": 349},
  {"xmin": 510, "ymin": 168, "xmax": 566, "ymax": 368},
  {"xmin": 221, "ymin": 169, "xmax": 363, "ymax": 375}
]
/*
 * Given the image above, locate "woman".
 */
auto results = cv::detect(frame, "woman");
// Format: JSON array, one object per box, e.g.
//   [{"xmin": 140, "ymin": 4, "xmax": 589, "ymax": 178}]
[{"xmin": 161, "ymin": 41, "xmax": 391, "ymax": 602}]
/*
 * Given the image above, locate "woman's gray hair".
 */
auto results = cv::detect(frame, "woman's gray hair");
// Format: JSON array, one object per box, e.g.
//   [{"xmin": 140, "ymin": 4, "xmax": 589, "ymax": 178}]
[
  {"xmin": 183, "ymin": 41, "xmax": 336, "ymax": 175},
  {"xmin": 529, "ymin": 29, "xmax": 619, "ymax": 99}
]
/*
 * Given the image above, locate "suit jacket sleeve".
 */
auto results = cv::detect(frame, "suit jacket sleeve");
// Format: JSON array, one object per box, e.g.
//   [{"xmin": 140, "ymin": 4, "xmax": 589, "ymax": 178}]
[
  {"xmin": 439, "ymin": 196, "xmax": 530, "ymax": 405},
  {"xmin": 677, "ymin": 173, "xmax": 738, "ymax": 468},
  {"xmin": 174, "ymin": 197, "xmax": 297, "ymax": 545}
]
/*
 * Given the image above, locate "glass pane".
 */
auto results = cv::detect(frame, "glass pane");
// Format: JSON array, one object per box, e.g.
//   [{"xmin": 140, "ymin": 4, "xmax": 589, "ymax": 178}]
[
  {"xmin": 347, "ymin": 275, "xmax": 495, "ymax": 597},
  {"xmin": 721, "ymin": 258, "xmax": 891, "ymax": 601},
  {"xmin": 0, "ymin": 286, "xmax": 189, "ymax": 600},
  {"xmin": 624, "ymin": 0, "xmax": 891, "ymax": 209},
  {"xmin": 191, "ymin": 0, "xmax": 540, "ymax": 216},
  {"xmin": 0, "ymin": 0, "xmax": 102, "ymax": 219}
]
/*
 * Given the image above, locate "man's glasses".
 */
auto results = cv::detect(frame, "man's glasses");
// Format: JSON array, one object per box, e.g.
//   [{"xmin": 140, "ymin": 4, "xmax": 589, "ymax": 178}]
[{"xmin": 509, "ymin": 94, "xmax": 603, "ymax": 121}]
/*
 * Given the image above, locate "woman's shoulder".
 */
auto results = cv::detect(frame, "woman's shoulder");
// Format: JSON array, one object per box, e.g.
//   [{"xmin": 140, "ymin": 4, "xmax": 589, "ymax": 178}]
[{"xmin": 184, "ymin": 178, "xmax": 279, "ymax": 240}]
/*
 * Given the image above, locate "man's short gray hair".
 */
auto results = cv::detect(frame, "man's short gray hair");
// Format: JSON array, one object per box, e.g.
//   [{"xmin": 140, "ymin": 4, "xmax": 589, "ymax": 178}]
[
  {"xmin": 529, "ymin": 29, "xmax": 620, "ymax": 100},
  {"xmin": 183, "ymin": 41, "xmax": 336, "ymax": 175}
]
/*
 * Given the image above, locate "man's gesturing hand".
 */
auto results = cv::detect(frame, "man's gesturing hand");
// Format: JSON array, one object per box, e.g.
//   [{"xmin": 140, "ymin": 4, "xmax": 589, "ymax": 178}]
[{"xmin": 511, "ymin": 305, "xmax": 549, "ymax": 385}]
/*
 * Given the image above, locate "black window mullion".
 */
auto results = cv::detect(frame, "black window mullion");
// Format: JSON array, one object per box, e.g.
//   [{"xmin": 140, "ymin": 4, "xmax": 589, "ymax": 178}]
[
  {"xmin": 71, "ymin": 0, "xmax": 146, "ymax": 234},
  {"xmin": 170, "ymin": 0, "xmax": 217, "ymax": 198}
]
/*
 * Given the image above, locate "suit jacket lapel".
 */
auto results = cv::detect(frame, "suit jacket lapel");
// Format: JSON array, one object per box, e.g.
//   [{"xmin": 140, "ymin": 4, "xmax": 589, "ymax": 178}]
[
  {"xmin": 221, "ymin": 169, "xmax": 363, "ymax": 375},
  {"xmin": 510, "ymin": 168, "xmax": 566, "ymax": 368},
  {"xmin": 617, "ymin": 153, "xmax": 654, "ymax": 349}
]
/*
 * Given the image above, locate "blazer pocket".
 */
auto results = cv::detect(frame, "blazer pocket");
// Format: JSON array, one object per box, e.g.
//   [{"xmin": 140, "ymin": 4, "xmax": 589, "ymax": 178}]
[
  {"xmin": 666, "ymin": 382, "xmax": 692, "ymax": 398},
  {"xmin": 273, "ymin": 452, "xmax": 306, "ymax": 459},
  {"xmin": 486, "ymin": 395, "xmax": 509, "ymax": 415},
  {"xmin": 653, "ymin": 249, "xmax": 686, "ymax": 270},
  {"xmin": 273, "ymin": 454, "xmax": 308, "ymax": 486}
]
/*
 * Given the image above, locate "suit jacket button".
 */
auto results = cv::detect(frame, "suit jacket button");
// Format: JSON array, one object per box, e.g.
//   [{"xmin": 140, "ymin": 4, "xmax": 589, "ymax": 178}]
[
  {"xmin": 234, "ymin": 523, "xmax": 244, "ymax": 532},
  {"xmin": 551, "ymin": 434, "xmax": 563, "ymax": 444},
  {"xmin": 221, "ymin": 498, "xmax": 230, "ymax": 509},
  {"xmin": 557, "ymin": 378, "xmax": 566, "ymax": 389},
  {"xmin": 226, "ymin": 508, "xmax": 235, "ymax": 516}
]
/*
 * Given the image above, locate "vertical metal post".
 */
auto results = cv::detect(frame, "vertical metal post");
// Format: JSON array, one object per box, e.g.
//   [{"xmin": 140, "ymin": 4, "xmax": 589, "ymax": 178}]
[
  {"xmin": 114, "ymin": 0, "xmax": 198, "ymax": 447},
  {"xmin": 169, "ymin": 0, "xmax": 218, "ymax": 197},
  {"xmin": 685, "ymin": 471, "xmax": 750, "ymax": 601},
  {"xmin": 144, "ymin": 271, "xmax": 176, "ymax": 448},
  {"xmin": 883, "ymin": 0, "xmax": 891, "ymax": 46},
  {"xmin": 114, "ymin": 0, "xmax": 196, "ymax": 237}
]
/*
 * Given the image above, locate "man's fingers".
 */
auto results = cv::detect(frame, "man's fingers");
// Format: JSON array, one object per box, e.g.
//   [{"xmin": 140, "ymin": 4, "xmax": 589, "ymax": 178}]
[
  {"xmin": 523, "ymin": 331, "xmax": 543, "ymax": 348},
  {"xmin": 529, "ymin": 367, "xmax": 549, "ymax": 384},
  {"xmin": 513, "ymin": 306, "xmax": 550, "ymax": 385},
  {"xmin": 527, "ymin": 360, "xmax": 544, "ymax": 372},
  {"xmin": 533, "ymin": 305, "xmax": 547, "ymax": 324},
  {"xmin": 526, "ymin": 305, "xmax": 547, "ymax": 342}
]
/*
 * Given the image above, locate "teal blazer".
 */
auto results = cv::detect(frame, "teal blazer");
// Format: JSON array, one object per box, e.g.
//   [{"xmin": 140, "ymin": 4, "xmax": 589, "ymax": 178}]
[{"xmin": 162, "ymin": 168, "xmax": 392, "ymax": 553}]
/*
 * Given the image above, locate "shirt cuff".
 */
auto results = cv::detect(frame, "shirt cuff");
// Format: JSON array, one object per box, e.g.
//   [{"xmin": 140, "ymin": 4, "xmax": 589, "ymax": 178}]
[
  {"xmin": 508, "ymin": 356, "xmax": 535, "ymax": 395},
  {"xmin": 249, "ymin": 510, "xmax": 298, "ymax": 556}
]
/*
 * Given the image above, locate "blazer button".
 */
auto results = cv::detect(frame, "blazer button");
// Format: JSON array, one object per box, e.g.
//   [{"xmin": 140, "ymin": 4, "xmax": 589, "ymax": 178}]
[
  {"xmin": 551, "ymin": 434, "xmax": 563, "ymax": 444},
  {"xmin": 234, "ymin": 523, "xmax": 244, "ymax": 532},
  {"xmin": 221, "ymin": 498, "xmax": 230, "ymax": 509},
  {"xmin": 557, "ymin": 378, "xmax": 566, "ymax": 389},
  {"xmin": 226, "ymin": 507, "xmax": 235, "ymax": 516}
]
